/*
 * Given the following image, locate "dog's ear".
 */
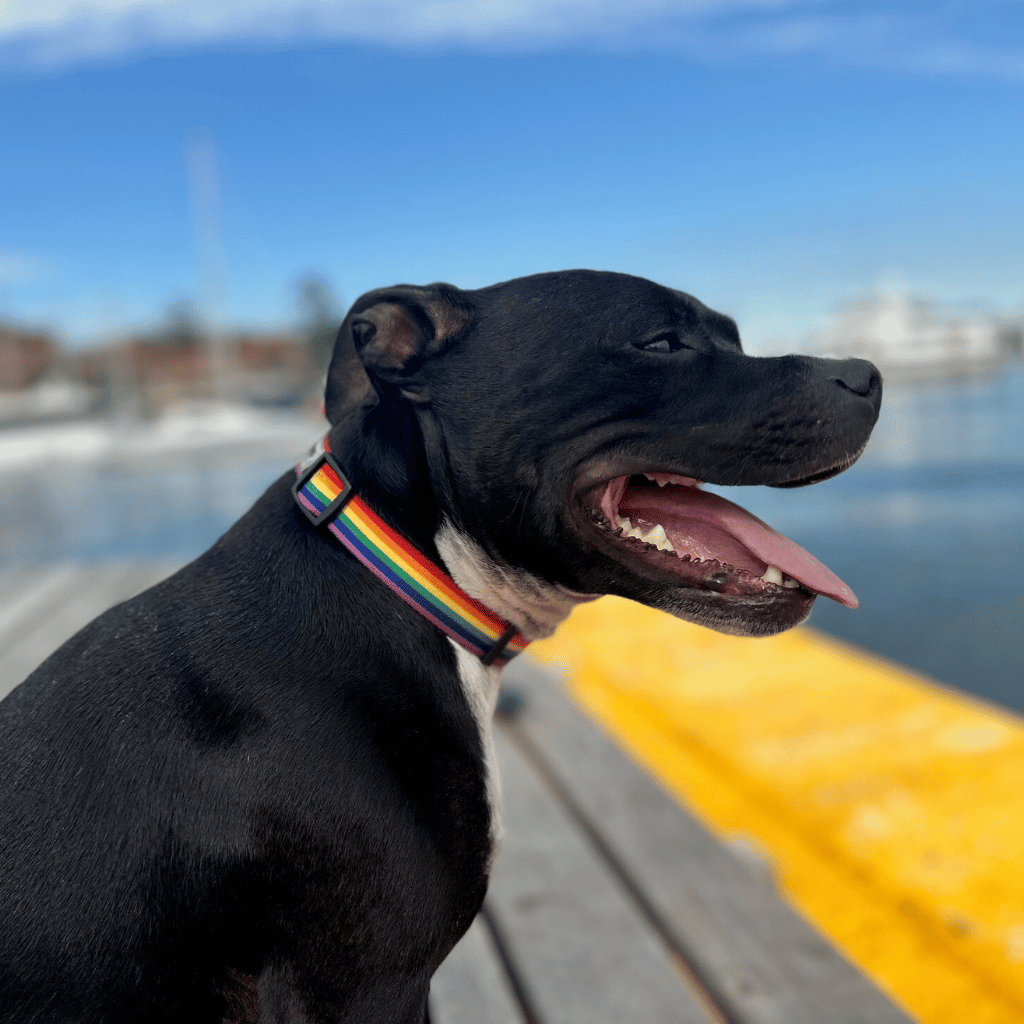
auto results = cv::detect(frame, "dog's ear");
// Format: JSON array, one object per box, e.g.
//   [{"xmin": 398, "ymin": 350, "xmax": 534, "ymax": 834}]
[{"xmin": 324, "ymin": 284, "xmax": 472, "ymax": 425}]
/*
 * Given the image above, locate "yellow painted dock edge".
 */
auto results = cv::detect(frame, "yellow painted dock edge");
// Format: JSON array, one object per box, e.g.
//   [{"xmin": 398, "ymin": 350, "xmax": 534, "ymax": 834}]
[{"xmin": 528, "ymin": 597, "xmax": 1024, "ymax": 1024}]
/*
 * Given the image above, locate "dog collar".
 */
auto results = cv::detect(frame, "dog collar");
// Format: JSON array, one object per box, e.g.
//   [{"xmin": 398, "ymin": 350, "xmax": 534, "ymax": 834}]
[{"xmin": 293, "ymin": 437, "xmax": 528, "ymax": 669}]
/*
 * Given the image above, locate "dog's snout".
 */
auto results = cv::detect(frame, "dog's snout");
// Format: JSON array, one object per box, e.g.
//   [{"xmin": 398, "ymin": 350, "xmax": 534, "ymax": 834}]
[{"xmin": 831, "ymin": 358, "xmax": 882, "ymax": 406}]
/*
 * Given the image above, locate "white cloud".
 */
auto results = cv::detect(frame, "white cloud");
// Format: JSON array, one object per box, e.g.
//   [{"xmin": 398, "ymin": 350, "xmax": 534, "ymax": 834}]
[
  {"xmin": 0, "ymin": 0, "xmax": 758, "ymax": 53},
  {"xmin": 0, "ymin": 0, "xmax": 1022, "ymax": 81},
  {"xmin": 704, "ymin": 8, "xmax": 1024, "ymax": 81}
]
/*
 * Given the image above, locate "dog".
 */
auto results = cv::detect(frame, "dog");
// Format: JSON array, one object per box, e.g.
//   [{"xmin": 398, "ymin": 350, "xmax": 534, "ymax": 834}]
[{"xmin": 0, "ymin": 270, "xmax": 881, "ymax": 1023}]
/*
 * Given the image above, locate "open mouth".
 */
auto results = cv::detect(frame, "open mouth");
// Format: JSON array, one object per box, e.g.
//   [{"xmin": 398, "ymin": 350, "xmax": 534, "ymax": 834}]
[{"xmin": 586, "ymin": 471, "xmax": 857, "ymax": 609}]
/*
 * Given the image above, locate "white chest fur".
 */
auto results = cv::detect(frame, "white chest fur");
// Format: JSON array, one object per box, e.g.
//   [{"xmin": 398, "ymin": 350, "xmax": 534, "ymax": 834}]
[
  {"xmin": 449, "ymin": 641, "xmax": 505, "ymax": 856},
  {"xmin": 435, "ymin": 519, "xmax": 596, "ymax": 859},
  {"xmin": 435, "ymin": 521, "xmax": 593, "ymax": 641}
]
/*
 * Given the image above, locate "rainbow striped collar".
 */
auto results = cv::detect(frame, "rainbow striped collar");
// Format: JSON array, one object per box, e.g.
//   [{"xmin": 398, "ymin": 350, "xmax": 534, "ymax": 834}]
[{"xmin": 292, "ymin": 437, "xmax": 528, "ymax": 669}]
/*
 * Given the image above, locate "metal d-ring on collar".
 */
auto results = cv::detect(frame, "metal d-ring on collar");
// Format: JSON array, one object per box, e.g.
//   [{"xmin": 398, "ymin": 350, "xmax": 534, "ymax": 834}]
[{"xmin": 292, "ymin": 437, "xmax": 528, "ymax": 669}]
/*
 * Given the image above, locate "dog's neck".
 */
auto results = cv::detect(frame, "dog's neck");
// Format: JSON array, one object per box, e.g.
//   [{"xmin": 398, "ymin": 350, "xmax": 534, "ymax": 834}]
[
  {"xmin": 434, "ymin": 521, "xmax": 597, "ymax": 641},
  {"xmin": 296, "ymin": 429, "xmax": 596, "ymax": 651},
  {"xmin": 295, "ymin": 433, "xmax": 541, "ymax": 665}
]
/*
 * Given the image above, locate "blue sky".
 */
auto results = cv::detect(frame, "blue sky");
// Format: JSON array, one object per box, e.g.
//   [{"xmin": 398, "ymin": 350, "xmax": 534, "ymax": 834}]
[{"xmin": 1, "ymin": 1, "xmax": 1022, "ymax": 350}]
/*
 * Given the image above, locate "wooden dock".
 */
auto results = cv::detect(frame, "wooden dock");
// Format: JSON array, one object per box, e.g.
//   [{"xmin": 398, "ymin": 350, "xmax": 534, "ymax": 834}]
[{"xmin": 0, "ymin": 563, "xmax": 913, "ymax": 1024}]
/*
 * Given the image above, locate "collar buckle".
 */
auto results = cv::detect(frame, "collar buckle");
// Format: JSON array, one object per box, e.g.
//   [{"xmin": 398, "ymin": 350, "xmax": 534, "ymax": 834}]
[{"xmin": 292, "ymin": 451, "xmax": 355, "ymax": 526}]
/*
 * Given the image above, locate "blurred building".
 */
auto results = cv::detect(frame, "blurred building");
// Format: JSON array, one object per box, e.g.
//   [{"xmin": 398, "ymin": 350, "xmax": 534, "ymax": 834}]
[
  {"xmin": 809, "ymin": 289, "xmax": 1022, "ymax": 381},
  {"xmin": 231, "ymin": 333, "xmax": 315, "ymax": 406},
  {"xmin": 0, "ymin": 324, "xmax": 58, "ymax": 390},
  {"xmin": 0, "ymin": 322, "xmax": 96, "ymax": 425},
  {"xmin": 2, "ymin": 277, "xmax": 341, "ymax": 423},
  {"xmin": 73, "ymin": 330, "xmax": 316, "ymax": 414}
]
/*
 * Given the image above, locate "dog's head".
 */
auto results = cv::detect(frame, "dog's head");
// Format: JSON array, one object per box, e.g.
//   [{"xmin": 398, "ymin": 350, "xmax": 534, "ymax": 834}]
[{"xmin": 323, "ymin": 270, "xmax": 881, "ymax": 639}]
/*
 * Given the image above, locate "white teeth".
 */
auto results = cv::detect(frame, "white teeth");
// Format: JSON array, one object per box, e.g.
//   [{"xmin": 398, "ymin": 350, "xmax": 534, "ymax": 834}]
[
  {"xmin": 643, "ymin": 472, "xmax": 702, "ymax": 488},
  {"xmin": 760, "ymin": 566, "xmax": 801, "ymax": 588},
  {"xmin": 646, "ymin": 525, "xmax": 675, "ymax": 552},
  {"xmin": 644, "ymin": 524, "xmax": 668, "ymax": 546},
  {"xmin": 617, "ymin": 518, "xmax": 675, "ymax": 553}
]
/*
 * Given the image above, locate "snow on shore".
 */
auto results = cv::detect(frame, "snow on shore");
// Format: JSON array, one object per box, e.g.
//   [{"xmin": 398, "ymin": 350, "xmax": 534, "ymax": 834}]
[{"xmin": 0, "ymin": 402, "xmax": 324, "ymax": 474}]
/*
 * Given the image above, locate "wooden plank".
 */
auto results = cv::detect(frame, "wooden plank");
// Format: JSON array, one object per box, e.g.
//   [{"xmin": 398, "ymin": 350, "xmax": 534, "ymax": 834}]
[
  {"xmin": 0, "ymin": 562, "xmax": 179, "ymax": 701},
  {"xmin": 501, "ymin": 658, "xmax": 913, "ymax": 1024},
  {"xmin": 430, "ymin": 916, "xmax": 525, "ymax": 1024},
  {"xmin": 486, "ymin": 727, "xmax": 715, "ymax": 1024}
]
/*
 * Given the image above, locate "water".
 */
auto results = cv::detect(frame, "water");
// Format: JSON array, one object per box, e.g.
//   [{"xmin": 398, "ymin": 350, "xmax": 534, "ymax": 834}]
[
  {"xmin": 1, "ymin": 366, "xmax": 1022, "ymax": 713},
  {"xmin": 0, "ymin": 456, "xmax": 294, "ymax": 564}
]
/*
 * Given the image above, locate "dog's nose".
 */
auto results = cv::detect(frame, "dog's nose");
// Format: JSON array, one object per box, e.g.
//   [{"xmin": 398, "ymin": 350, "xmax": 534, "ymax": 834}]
[{"xmin": 831, "ymin": 358, "xmax": 882, "ymax": 407}]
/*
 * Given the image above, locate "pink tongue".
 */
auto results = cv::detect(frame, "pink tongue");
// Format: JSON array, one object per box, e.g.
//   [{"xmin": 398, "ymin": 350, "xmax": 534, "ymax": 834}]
[{"xmin": 618, "ymin": 485, "xmax": 858, "ymax": 608}]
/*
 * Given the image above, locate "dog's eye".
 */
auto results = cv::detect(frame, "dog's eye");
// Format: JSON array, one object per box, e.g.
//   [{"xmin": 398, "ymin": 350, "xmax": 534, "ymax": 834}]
[{"xmin": 635, "ymin": 332, "xmax": 687, "ymax": 354}]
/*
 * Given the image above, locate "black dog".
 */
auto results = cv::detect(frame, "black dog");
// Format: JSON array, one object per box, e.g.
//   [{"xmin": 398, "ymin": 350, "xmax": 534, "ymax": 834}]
[{"xmin": 0, "ymin": 270, "xmax": 880, "ymax": 1023}]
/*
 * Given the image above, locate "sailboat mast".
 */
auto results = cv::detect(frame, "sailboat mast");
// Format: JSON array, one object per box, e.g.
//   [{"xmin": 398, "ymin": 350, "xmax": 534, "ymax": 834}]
[{"xmin": 185, "ymin": 132, "xmax": 230, "ymax": 402}]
